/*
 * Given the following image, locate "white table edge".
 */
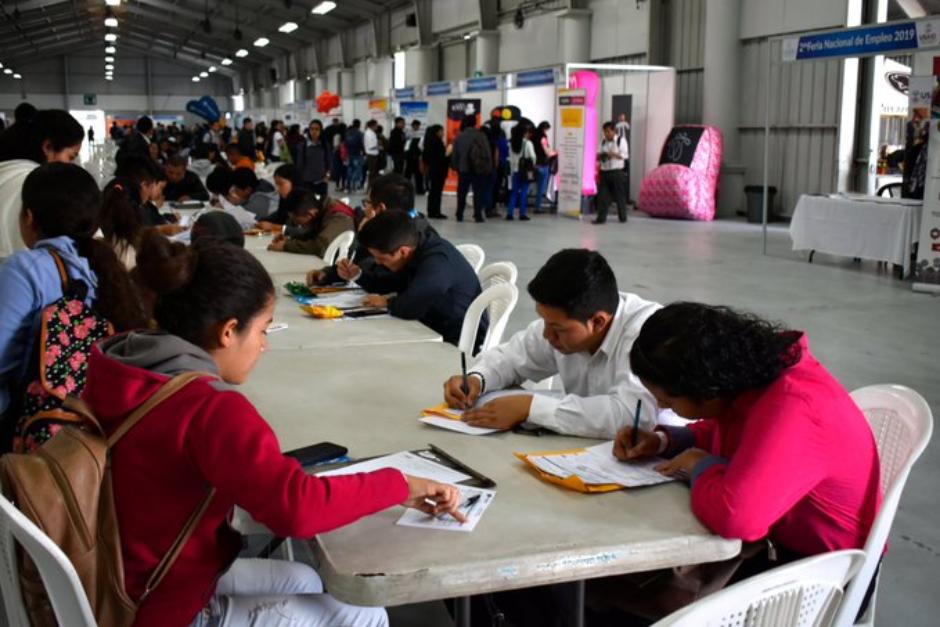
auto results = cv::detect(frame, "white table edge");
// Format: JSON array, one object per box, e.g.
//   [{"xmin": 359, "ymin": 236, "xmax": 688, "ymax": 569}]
[{"xmin": 308, "ymin": 533, "xmax": 742, "ymax": 607}]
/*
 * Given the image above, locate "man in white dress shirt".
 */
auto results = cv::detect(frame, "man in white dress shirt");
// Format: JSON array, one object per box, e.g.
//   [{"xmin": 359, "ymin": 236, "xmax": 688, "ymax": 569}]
[
  {"xmin": 442, "ymin": 249, "xmax": 660, "ymax": 438},
  {"xmin": 364, "ymin": 119, "xmax": 381, "ymax": 191},
  {"xmin": 594, "ymin": 121, "xmax": 630, "ymax": 224}
]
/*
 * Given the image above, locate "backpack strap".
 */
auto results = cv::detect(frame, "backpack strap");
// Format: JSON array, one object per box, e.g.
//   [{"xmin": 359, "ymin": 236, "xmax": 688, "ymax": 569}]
[
  {"xmin": 106, "ymin": 371, "xmax": 214, "ymax": 447},
  {"xmin": 107, "ymin": 370, "xmax": 219, "ymax": 604},
  {"xmin": 48, "ymin": 249, "xmax": 70, "ymax": 292},
  {"xmin": 139, "ymin": 485, "xmax": 217, "ymax": 602}
]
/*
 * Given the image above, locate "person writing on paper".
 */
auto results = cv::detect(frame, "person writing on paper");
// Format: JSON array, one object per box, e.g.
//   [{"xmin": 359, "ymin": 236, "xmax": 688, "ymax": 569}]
[
  {"xmin": 355, "ymin": 211, "xmax": 485, "ymax": 347},
  {"xmin": 305, "ymin": 173, "xmax": 435, "ymax": 289},
  {"xmin": 608, "ymin": 303, "xmax": 881, "ymax": 614},
  {"xmin": 443, "ymin": 249, "xmax": 660, "ymax": 438},
  {"xmin": 163, "ymin": 155, "xmax": 210, "ymax": 202},
  {"xmin": 267, "ymin": 192, "xmax": 355, "ymax": 256},
  {"xmin": 81, "ymin": 232, "xmax": 465, "ymax": 627}
]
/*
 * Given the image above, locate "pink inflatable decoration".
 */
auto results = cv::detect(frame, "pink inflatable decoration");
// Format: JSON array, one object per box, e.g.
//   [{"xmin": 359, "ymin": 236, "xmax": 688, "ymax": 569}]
[
  {"xmin": 639, "ymin": 125, "xmax": 724, "ymax": 221},
  {"xmin": 568, "ymin": 70, "xmax": 599, "ymax": 197}
]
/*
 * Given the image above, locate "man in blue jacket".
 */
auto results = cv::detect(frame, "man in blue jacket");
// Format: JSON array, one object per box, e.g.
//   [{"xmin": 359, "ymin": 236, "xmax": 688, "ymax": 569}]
[{"xmin": 356, "ymin": 210, "xmax": 486, "ymax": 348}]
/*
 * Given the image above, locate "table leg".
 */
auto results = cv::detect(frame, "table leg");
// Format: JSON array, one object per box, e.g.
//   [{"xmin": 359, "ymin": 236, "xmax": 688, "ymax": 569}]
[
  {"xmin": 573, "ymin": 579, "xmax": 586, "ymax": 627},
  {"xmin": 455, "ymin": 596, "xmax": 471, "ymax": 627}
]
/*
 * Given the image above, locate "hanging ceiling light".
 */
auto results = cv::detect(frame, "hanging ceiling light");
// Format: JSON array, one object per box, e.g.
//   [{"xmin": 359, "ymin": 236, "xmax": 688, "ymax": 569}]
[
  {"xmin": 105, "ymin": 64, "xmax": 114, "ymax": 70},
  {"xmin": 105, "ymin": 45, "xmax": 116, "ymax": 54},
  {"xmin": 208, "ymin": 66, "xmax": 217, "ymax": 72},
  {"xmin": 235, "ymin": 48, "xmax": 249, "ymax": 57},
  {"xmin": 192, "ymin": 76, "xmax": 201, "ymax": 82},
  {"xmin": 106, "ymin": 0, "xmax": 121, "ymax": 6},
  {"xmin": 253, "ymin": 37, "xmax": 269, "ymax": 47},
  {"xmin": 221, "ymin": 57, "xmax": 233, "ymax": 65},
  {"xmin": 104, "ymin": 33, "xmax": 117, "ymax": 42},
  {"xmin": 105, "ymin": 76, "xmax": 113, "ymax": 81},
  {"xmin": 104, "ymin": 16, "xmax": 118, "ymax": 28},
  {"xmin": 278, "ymin": 22, "xmax": 298, "ymax": 33},
  {"xmin": 311, "ymin": 1, "xmax": 336, "ymax": 15},
  {"xmin": 105, "ymin": 56, "xmax": 114, "ymax": 63},
  {"xmin": 13, "ymin": 74, "xmax": 21, "ymax": 80},
  {"xmin": 200, "ymin": 71, "xmax": 209, "ymax": 78},
  {"xmin": 3, "ymin": 69, "xmax": 12, "ymax": 75}
]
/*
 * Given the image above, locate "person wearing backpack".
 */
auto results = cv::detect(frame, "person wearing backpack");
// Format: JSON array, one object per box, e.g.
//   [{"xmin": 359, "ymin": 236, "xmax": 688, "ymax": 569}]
[
  {"xmin": 0, "ymin": 163, "xmax": 146, "ymax": 451},
  {"xmin": 77, "ymin": 232, "xmax": 464, "ymax": 627},
  {"xmin": 507, "ymin": 121, "xmax": 537, "ymax": 221},
  {"xmin": 450, "ymin": 114, "xmax": 493, "ymax": 223}
]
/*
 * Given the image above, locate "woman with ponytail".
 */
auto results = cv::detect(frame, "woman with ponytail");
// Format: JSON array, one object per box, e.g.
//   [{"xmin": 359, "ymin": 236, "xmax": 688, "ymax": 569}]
[
  {"xmin": 80, "ymin": 231, "xmax": 465, "ymax": 627},
  {"xmin": 0, "ymin": 163, "xmax": 145, "ymax": 425},
  {"xmin": 101, "ymin": 155, "xmax": 182, "ymax": 268},
  {"xmin": 0, "ymin": 109, "xmax": 85, "ymax": 258}
]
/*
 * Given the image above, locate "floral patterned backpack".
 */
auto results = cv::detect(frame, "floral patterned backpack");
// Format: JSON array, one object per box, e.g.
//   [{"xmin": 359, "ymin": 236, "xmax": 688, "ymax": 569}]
[{"xmin": 12, "ymin": 250, "xmax": 113, "ymax": 453}]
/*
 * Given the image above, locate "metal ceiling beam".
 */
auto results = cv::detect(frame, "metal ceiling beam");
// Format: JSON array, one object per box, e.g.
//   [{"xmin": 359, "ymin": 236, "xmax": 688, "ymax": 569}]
[
  {"xmin": 117, "ymin": 40, "xmax": 239, "ymax": 79},
  {"xmin": 212, "ymin": 0, "xmax": 355, "ymax": 33},
  {"xmin": 2, "ymin": 39, "xmax": 99, "ymax": 68},
  {"xmin": 135, "ymin": 0, "xmax": 331, "ymax": 48},
  {"xmin": 0, "ymin": 0, "xmax": 71, "ymax": 13},
  {"xmin": 123, "ymin": 4, "xmax": 292, "ymax": 56},
  {"xmin": 120, "ymin": 29, "xmax": 254, "ymax": 71},
  {"xmin": 0, "ymin": 24, "xmax": 92, "ymax": 54},
  {"xmin": 120, "ymin": 25, "xmax": 255, "ymax": 65},
  {"xmin": 118, "ymin": 7, "xmax": 281, "ymax": 60}
]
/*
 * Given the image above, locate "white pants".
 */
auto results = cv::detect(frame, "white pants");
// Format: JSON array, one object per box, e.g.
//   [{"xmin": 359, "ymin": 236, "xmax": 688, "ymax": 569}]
[{"xmin": 209, "ymin": 558, "xmax": 389, "ymax": 627}]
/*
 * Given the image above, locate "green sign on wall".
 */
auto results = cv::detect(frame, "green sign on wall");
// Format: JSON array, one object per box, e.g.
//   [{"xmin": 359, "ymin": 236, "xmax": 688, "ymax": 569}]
[{"xmin": 83, "ymin": 94, "xmax": 97, "ymax": 106}]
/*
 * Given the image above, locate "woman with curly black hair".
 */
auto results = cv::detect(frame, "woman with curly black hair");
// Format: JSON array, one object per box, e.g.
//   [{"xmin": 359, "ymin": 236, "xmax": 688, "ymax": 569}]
[
  {"xmin": 578, "ymin": 303, "xmax": 884, "ymax": 622},
  {"xmin": 617, "ymin": 301, "xmax": 882, "ymax": 559}
]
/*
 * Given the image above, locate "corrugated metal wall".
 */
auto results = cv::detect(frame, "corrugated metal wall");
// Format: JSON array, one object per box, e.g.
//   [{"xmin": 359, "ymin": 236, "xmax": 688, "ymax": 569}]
[
  {"xmin": 739, "ymin": 38, "xmax": 842, "ymax": 216},
  {"xmin": 666, "ymin": 0, "xmax": 704, "ymax": 124}
]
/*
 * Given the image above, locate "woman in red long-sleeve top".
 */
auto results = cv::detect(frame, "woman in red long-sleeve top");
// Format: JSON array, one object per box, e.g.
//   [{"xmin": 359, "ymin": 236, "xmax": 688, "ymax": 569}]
[
  {"xmin": 613, "ymin": 302, "xmax": 882, "ymax": 616},
  {"xmin": 82, "ymin": 232, "xmax": 464, "ymax": 627}
]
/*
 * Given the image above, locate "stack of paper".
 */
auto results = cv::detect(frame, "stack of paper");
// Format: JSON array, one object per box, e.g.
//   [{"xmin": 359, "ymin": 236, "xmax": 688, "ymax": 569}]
[
  {"xmin": 397, "ymin": 485, "xmax": 495, "ymax": 533},
  {"xmin": 420, "ymin": 390, "xmax": 563, "ymax": 436},
  {"xmin": 526, "ymin": 441, "xmax": 675, "ymax": 488},
  {"xmin": 316, "ymin": 451, "xmax": 471, "ymax": 485}
]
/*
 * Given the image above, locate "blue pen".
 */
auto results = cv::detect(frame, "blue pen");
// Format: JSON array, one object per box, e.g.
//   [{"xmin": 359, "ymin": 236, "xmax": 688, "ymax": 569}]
[{"xmin": 631, "ymin": 399, "xmax": 642, "ymax": 448}]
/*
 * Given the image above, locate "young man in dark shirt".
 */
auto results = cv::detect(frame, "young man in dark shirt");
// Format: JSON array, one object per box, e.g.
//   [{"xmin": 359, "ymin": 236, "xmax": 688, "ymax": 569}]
[
  {"xmin": 305, "ymin": 173, "xmax": 436, "ymax": 290},
  {"xmin": 356, "ymin": 210, "xmax": 485, "ymax": 347},
  {"xmin": 163, "ymin": 155, "xmax": 209, "ymax": 201}
]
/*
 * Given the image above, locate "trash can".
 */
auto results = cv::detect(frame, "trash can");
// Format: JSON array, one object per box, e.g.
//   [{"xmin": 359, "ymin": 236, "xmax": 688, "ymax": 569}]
[{"xmin": 744, "ymin": 185, "xmax": 777, "ymax": 223}]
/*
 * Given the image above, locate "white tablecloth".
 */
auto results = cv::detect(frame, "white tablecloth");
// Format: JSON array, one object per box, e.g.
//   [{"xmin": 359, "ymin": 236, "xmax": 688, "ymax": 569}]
[{"xmin": 790, "ymin": 194, "xmax": 922, "ymax": 275}]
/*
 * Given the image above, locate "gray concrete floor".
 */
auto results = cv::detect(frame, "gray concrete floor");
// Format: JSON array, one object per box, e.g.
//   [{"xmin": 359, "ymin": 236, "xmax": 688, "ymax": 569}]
[{"xmin": 366, "ymin": 192, "xmax": 939, "ymax": 626}]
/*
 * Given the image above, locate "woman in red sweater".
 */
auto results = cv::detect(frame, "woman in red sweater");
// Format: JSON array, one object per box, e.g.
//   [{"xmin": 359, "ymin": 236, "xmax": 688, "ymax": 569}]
[
  {"xmin": 611, "ymin": 302, "xmax": 881, "ymax": 617},
  {"xmin": 81, "ymin": 233, "xmax": 463, "ymax": 627}
]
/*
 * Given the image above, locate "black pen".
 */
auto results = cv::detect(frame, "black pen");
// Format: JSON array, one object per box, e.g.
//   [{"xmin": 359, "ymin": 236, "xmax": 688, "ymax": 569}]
[
  {"xmin": 460, "ymin": 494, "xmax": 481, "ymax": 510},
  {"xmin": 460, "ymin": 352, "xmax": 470, "ymax": 399},
  {"xmin": 631, "ymin": 399, "xmax": 642, "ymax": 448}
]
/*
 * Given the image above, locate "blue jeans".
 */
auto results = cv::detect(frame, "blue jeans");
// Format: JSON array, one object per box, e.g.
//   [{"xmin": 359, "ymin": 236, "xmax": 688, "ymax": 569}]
[
  {"xmin": 508, "ymin": 172, "xmax": 531, "ymax": 217},
  {"xmin": 347, "ymin": 155, "xmax": 365, "ymax": 190},
  {"xmin": 535, "ymin": 165, "xmax": 551, "ymax": 212}
]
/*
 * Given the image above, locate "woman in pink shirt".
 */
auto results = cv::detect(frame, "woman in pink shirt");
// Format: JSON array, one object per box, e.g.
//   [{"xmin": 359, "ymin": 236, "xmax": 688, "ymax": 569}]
[{"xmin": 611, "ymin": 302, "xmax": 882, "ymax": 617}]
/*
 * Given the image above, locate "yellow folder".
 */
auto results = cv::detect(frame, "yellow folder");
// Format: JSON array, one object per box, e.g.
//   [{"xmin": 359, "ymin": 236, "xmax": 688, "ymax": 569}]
[
  {"xmin": 514, "ymin": 449, "xmax": 623, "ymax": 494},
  {"xmin": 421, "ymin": 403, "xmax": 463, "ymax": 421}
]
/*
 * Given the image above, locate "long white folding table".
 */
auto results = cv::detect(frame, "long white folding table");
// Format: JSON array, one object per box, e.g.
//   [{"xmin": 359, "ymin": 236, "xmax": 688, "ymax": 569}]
[
  {"xmin": 790, "ymin": 193, "xmax": 922, "ymax": 276},
  {"xmin": 239, "ymin": 343, "xmax": 741, "ymax": 626},
  {"xmin": 266, "ymin": 273, "xmax": 443, "ymax": 351}
]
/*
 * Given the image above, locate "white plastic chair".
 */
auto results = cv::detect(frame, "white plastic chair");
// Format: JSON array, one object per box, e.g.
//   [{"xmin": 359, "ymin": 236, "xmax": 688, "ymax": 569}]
[
  {"xmin": 478, "ymin": 261, "xmax": 518, "ymax": 289},
  {"xmin": 653, "ymin": 550, "xmax": 866, "ymax": 627},
  {"xmin": 456, "ymin": 244, "xmax": 485, "ymax": 273},
  {"xmin": 832, "ymin": 384, "xmax": 934, "ymax": 627},
  {"xmin": 322, "ymin": 230, "xmax": 355, "ymax": 265},
  {"xmin": 0, "ymin": 494, "xmax": 96, "ymax": 627},
  {"xmin": 458, "ymin": 282, "xmax": 519, "ymax": 356}
]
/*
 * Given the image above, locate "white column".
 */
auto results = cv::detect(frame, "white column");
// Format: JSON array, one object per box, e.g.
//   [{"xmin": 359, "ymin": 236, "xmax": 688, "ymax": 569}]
[
  {"xmin": 405, "ymin": 47, "xmax": 438, "ymax": 85},
  {"xmin": 556, "ymin": 10, "xmax": 591, "ymax": 64},
  {"xmin": 702, "ymin": 0, "xmax": 744, "ymax": 217},
  {"xmin": 474, "ymin": 31, "xmax": 500, "ymax": 75}
]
